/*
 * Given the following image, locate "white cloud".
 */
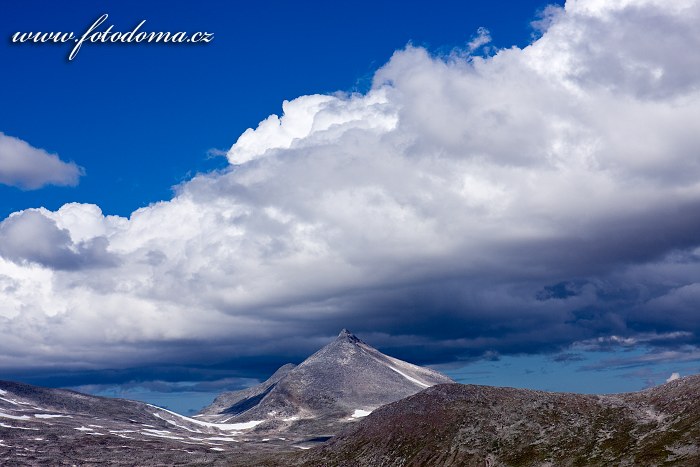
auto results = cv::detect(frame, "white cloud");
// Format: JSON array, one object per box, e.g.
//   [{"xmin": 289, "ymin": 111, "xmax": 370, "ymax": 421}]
[
  {"xmin": 0, "ymin": 208, "xmax": 118, "ymax": 271},
  {"xmin": 666, "ymin": 372, "xmax": 681, "ymax": 383},
  {"xmin": 0, "ymin": 133, "xmax": 83, "ymax": 189},
  {"xmin": 467, "ymin": 27, "xmax": 492, "ymax": 53},
  {"xmin": 1, "ymin": 0, "xmax": 700, "ymax": 371},
  {"xmin": 227, "ymin": 90, "xmax": 398, "ymax": 164}
]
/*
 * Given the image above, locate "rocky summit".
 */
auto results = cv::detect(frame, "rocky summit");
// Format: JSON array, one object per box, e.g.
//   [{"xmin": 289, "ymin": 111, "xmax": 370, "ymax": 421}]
[
  {"xmin": 197, "ymin": 329, "xmax": 453, "ymax": 445},
  {"xmin": 0, "ymin": 329, "xmax": 453, "ymax": 465}
]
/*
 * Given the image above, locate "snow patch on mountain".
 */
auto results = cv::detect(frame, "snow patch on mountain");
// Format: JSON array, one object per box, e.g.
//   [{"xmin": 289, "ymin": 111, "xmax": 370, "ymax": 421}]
[
  {"xmin": 0, "ymin": 411, "xmax": 30, "ymax": 420},
  {"xmin": 202, "ymin": 436, "xmax": 238, "ymax": 442},
  {"xmin": 0, "ymin": 422, "xmax": 38, "ymax": 430},
  {"xmin": 351, "ymin": 409, "xmax": 372, "ymax": 418},
  {"xmin": 34, "ymin": 414, "xmax": 71, "ymax": 419},
  {"xmin": 142, "ymin": 429, "xmax": 184, "ymax": 440},
  {"xmin": 386, "ymin": 365, "xmax": 430, "ymax": 388},
  {"xmin": 149, "ymin": 404, "xmax": 264, "ymax": 431}
]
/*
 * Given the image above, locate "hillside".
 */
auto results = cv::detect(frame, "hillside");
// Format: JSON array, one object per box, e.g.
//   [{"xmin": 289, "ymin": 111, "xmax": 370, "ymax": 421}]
[{"xmin": 300, "ymin": 376, "xmax": 700, "ymax": 466}]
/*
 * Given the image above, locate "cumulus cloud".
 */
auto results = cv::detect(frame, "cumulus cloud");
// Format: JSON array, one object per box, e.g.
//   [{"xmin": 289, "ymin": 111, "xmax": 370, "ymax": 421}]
[
  {"xmin": 1, "ymin": 0, "xmax": 700, "ymax": 383},
  {"xmin": 0, "ymin": 209, "xmax": 118, "ymax": 270},
  {"xmin": 0, "ymin": 133, "xmax": 83, "ymax": 189},
  {"xmin": 666, "ymin": 372, "xmax": 681, "ymax": 383}
]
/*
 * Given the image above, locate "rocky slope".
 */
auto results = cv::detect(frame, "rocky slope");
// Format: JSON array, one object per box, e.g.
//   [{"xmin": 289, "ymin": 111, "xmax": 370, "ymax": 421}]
[
  {"xmin": 0, "ymin": 329, "xmax": 453, "ymax": 465},
  {"xmin": 197, "ymin": 329, "xmax": 453, "ymax": 443},
  {"xmin": 299, "ymin": 376, "xmax": 700, "ymax": 466},
  {"xmin": 0, "ymin": 379, "xmax": 290, "ymax": 466},
  {"xmin": 7, "ymin": 329, "xmax": 699, "ymax": 466},
  {"xmin": 201, "ymin": 363, "xmax": 297, "ymax": 417}
]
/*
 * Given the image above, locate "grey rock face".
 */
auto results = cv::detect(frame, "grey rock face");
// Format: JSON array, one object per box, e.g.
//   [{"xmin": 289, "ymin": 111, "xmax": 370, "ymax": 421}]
[
  {"xmin": 200, "ymin": 363, "xmax": 297, "ymax": 417},
  {"xmin": 198, "ymin": 329, "xmax": 453, "ymax": 434}
]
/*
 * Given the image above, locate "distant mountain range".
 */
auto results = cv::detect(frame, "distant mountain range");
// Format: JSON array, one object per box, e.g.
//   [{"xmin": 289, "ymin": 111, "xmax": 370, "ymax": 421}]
[{"xmin": 1, "ymin": 330, "xmax": 699, "ymax": 466}]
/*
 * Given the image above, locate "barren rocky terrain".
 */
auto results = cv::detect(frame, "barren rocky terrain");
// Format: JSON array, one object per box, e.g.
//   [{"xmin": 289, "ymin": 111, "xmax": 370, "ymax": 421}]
[
  {"xmin": 0, "ymin": 379, "xmax": 294, "ymax": 466},
  {"xmin": 0, "ymin": 330, "xmax": 452, "ymax": 465},
  {"xmin": 300, "ymin": 376, "xmax": 700, "ymax": 466},
  {"xmin": 197, "ymin": 329, "xmax": 453, "ymax": 443},
  {"xmin": 2, "ymin": 331, "xmax": 700, "ymax": 466}
]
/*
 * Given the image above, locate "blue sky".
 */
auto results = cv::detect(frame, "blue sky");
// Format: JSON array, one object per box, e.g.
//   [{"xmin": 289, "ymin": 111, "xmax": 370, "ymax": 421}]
[
  {"xmin": 1, "ymin": 0, "xmax": 555, "ymax": 218},
  {"xmin": 3, "ymin": 0, "xmax": 700, "ymax": 415}
]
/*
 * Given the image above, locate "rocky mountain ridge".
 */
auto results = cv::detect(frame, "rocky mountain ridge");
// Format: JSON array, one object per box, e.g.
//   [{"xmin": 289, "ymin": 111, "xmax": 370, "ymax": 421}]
[
  {"xmin": 0, "ymin": 379, "xmax": 281, "ymax": 466},
  {"xmin": 299, "ymin": 375, "xmax": 700, "ymax": 466},
  {"xmin": 0, "ymin": 329, "xmax": 453, "ymax": 465},
  {"xmin": 4, "ymin": 329, "xmax": 700, "ymax": 466},
  {"xmin": 196, "ymin": 329, "xmax": 454, "ymax": 443}
]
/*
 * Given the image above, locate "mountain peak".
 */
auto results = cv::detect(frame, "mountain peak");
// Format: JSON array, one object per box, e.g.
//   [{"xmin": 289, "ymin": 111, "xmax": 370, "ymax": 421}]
[
  {"xmin": 198, "ymin": 329, "xmax": 453, "ymax": 431},
  {"xmin": 337, "ymin": 328, "xmax": 361, "ymax": 343}
]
